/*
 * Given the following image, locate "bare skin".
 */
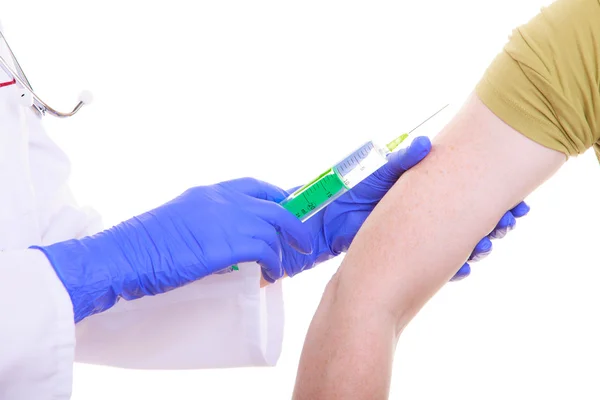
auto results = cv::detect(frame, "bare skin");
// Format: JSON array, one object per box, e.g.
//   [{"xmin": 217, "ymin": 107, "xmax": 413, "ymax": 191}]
[{"xmin": 292, "ymin": 94, "xmax": 565, "ymax": 399}]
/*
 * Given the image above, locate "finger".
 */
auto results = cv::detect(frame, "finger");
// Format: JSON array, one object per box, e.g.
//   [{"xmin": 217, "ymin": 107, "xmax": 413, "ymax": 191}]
[
  {"xmin": 220, "ymin": 177, "xmax": 289, "ymax": 202},
  {"xmin": 224, "ymin": 237, "xmax": 283, "ymax": 282},
  {"xmin": 239, "ymin": 239, "xmax": 284, "ymax": 283},
  {"xmin": 373, "ymin": 136, "xmax": 431, "ymax": 183},
  {"xmin": 393, "ymin": 136, "xmax": 432, "ymax": 170},
  {"xmin": 451, "ymin": 263, "xmax": 471, "ymax": 281},
  {"xmin": 329, "ymin": 210, "xmax": 369, "ymax": 254},
  {"xmin": 247, "ymin": 198, "xmax": 313, "ymax": 255},
  {"xmin": 510, "ymin": 201, "xmax": 530, "ymax": 218},
  {"xmin": 489, "ymin": 211, "xmax": 516, "ymax": 239},
  {"xmin": 241, "ymin": 218, "xmax": 284, "ymax": 261},
  {"xmin": 469, "ymin": 237, "xmax": 492, "ymax": 261}
]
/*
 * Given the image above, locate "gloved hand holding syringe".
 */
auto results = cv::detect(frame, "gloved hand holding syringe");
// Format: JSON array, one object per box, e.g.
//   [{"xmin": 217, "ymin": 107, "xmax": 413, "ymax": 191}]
[
  {"xmin": 279, "ymin": 105, "xmax": 450, "ymax": 222},
  {"xmin": 232, "ymin": 104, "xmax": 457, "ymax": 282},
  {"xmin": 253, "ymin": 102, "xmax": 528, "ymax": 284}
]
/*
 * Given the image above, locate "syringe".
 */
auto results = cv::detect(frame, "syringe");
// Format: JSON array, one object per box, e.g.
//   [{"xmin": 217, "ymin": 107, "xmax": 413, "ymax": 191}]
[
  {"xmin": 228, "ymin": 104, "xmax": 448, "ymax": 272},
  {"xmin": 279, "ymin": 104, "xmax": 449, "ymax": 222}
]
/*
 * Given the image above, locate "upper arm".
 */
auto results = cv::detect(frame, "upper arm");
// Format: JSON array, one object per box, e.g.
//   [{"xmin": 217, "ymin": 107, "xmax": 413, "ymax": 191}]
[
  {"xmin": 293, "ymin": 2, "xmax": 600, "ymax": 397},
  {"xmin": 293, "ymin": 95, "xmax": 566, "ymax": 399},
  {"xmin": 334, "ymin": 94, "xmax": 565, "ymax": 327},
  {"xmin": 336, "ymin": 0, "xmax": 600, "ymax": 323}
]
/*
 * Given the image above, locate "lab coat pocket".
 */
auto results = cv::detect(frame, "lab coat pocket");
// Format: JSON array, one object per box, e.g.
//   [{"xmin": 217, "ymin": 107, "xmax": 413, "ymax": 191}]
[{"xmin": 74, "ymin": 262, "xmax": 285, "ymax": 369}]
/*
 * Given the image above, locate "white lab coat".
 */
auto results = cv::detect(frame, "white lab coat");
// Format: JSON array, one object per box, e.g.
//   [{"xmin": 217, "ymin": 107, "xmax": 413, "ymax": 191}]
[{"xmin": 0, "ymin": 37, "xmax": 284, "ymax": 400}]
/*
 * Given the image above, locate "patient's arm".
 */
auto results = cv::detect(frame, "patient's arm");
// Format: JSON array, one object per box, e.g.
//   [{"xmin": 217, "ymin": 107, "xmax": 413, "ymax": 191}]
[{"xmin": 292, "ymin": 94, "xmax": 565, "ymax": 400}]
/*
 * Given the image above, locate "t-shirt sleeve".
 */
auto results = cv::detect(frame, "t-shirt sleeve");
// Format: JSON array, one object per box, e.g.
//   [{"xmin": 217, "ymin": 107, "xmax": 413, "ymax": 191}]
[{"xmin": 476, "ymin": 0, "xmax": 600, "ymax": 158}]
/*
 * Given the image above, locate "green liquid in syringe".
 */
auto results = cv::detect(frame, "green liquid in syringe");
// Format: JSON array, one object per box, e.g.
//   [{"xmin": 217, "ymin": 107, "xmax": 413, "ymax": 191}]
[{"xmin": 280, "ymin": 168, "xmax": 348, "ymax": 221}]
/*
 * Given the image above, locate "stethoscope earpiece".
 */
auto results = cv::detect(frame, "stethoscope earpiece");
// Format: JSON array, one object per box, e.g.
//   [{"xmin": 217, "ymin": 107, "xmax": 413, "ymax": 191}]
[
  {"xmin": 0, "ymin": 28, "xmax": 90, "ymax": 118},
  {"xmin": 78, "ymin": 90, "xmax": 93, "ymax": 105}
]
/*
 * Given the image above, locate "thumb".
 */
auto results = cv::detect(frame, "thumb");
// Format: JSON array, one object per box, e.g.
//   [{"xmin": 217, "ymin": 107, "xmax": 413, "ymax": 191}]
[
  {"xmin": 381, "ymin": 136, "xmax": 431, "ymax": 180},
  {"xmin": 220, "ymin": 177, "xmax": 289, "ymax": 202}
]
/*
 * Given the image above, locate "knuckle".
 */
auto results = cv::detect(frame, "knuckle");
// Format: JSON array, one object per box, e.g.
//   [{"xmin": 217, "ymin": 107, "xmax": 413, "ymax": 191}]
[{"xmin": 240, "ymin": 176, "xmax": 259, "ymax": 185}]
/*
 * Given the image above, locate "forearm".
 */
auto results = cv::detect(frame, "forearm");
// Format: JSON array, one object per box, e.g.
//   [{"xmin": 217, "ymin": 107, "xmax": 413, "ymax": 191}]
[{"xmin": 293, "ymin": 94, "xmax": 565, "ymax": 399}]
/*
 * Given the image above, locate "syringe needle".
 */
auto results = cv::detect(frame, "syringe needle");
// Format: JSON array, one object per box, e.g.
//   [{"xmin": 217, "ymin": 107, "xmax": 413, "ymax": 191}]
[
  {"xmin": 387, "ymin": 103, "xmax": 451, "ymax": 151},
  {"xmin": 408, "ymin": 104, "xmax": 450, "ymax": 134}
]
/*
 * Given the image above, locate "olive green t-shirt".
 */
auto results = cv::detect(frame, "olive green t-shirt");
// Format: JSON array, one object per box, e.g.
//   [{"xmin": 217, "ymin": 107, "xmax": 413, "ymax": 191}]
[{"xmin": 476, "ymin": 0, "xmax": 600, "ymax": 160}]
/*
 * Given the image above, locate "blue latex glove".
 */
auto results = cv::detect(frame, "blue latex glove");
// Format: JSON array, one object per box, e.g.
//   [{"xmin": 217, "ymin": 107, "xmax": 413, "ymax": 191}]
[
  {"xmin": 279, "ymin": 136, "xmax": 530, "ymax": 281},
  {"xmin": 32, "ymin": 178, "xmax": 313, "ymax": 322},
  {"xmin": 451, "ymin": 201, "xmax": 530, "ymax": 281}
]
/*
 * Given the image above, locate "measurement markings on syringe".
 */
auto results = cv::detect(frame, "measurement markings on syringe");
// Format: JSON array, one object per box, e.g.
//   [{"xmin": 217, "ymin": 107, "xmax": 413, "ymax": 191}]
[
  {"xmin": 336, "ymin": 142, "xmax": 375, "ymax": 177},
  {"xmin": 301, "ymin": 176, "xmax": 336, "ymax": 207},
  {"xmin": 302, "ymin": 186, "xmax": 317, "ymax": 211}
]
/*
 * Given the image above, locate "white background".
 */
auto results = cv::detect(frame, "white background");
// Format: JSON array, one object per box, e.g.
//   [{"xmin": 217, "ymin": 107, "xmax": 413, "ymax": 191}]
[{"xmin": 3, "ymin": 0, "xmax": 600, "ymax": 398}]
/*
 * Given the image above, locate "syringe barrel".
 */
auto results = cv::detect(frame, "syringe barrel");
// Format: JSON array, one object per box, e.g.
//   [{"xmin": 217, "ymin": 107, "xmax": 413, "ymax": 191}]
[
  {"xmin": 279, "ymin": 168, "xmax": 349, "ymax": 222},
  {"xmin": 333, "ymin": 140, "xmax": 389, "ymax": 189},
  {"xmin": 279, "ymin": 140, "xmax": 391, "ymax": 222}
]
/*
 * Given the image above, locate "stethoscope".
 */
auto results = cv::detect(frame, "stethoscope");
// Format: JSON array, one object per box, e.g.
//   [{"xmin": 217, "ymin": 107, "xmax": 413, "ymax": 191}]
[{"xmin": 0, "ymin": 25, "xmax": 91, "ymax": 118}]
